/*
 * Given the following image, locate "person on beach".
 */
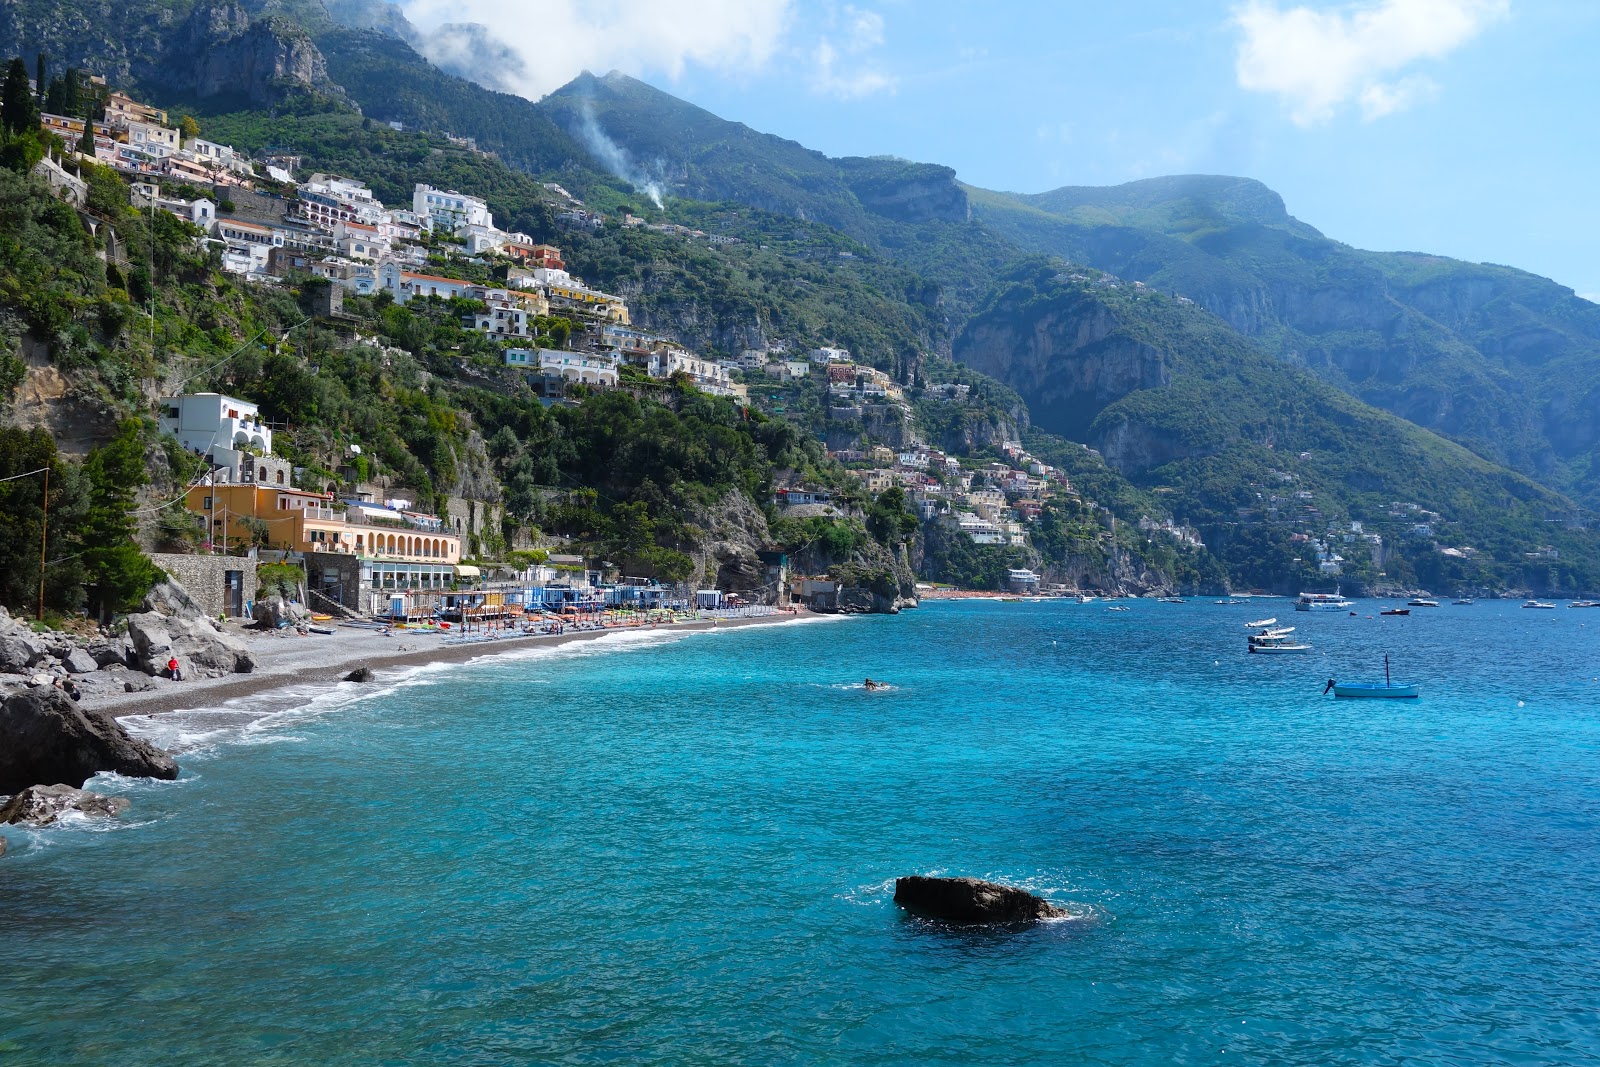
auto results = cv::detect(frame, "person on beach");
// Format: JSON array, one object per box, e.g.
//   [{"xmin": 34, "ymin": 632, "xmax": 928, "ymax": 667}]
[{"xmin": 167, "ymin": 656, "xmax": 182, "ymax": 681}]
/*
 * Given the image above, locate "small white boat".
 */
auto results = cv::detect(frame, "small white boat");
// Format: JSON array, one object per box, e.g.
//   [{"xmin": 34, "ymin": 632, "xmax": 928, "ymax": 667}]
[
  {"xmin": 1569, "ymin": 601, "xmax": 1600, "ymax": 609},
  {"xmin": 1159, "ymin": 597, "xmax": 1186, "ymax": 604},
  {"xmin": 1249, "ymin": 639, "xmax": 1311, "ymax": 654},
  {"xmin": 1215, "ymin": 598, "xmax": 1246, "ymax": 605},
  {"xmin": 1522, "ymin": 600, "xmax": 1557, "ymax": 609},
  {"xmin": 1407, "ymin": 598, "xmax": 1439, "ymax": 608},
  {"xmin": 1106, "ymin": 605, "xmax": 1130, "ymax": 612},
  {"xmin": 1452, "ymin": 599, "xmax": 1475, "ymax": 606}
]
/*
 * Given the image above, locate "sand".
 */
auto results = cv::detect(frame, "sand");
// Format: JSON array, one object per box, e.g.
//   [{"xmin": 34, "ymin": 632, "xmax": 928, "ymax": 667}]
[{"xmin": 85, "ymin": 611, "xmax": 812, "ymax": 720}]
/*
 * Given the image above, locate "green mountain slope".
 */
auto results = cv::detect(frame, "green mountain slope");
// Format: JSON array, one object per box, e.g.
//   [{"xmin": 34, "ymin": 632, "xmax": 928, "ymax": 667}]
[
  {"xmin": 969, "ymin": 176, "xmax": 1600, "ymax": 504},
  {"xmin": 955, "ymin": 261, "xmax": 1598, "ymax": 591}
]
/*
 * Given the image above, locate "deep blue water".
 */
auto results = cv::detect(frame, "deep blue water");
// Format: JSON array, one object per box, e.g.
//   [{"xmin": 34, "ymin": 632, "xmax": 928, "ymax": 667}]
[{"xmin": 4, "ymin": 600, "xmax": 1599, "ymax": 1065}]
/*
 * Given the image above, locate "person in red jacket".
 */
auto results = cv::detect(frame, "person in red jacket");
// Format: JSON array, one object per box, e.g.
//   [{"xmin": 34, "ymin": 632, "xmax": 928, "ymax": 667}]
[{"xmin": 167, "ymin": 656, "xmax": 182, "ymax": 681}]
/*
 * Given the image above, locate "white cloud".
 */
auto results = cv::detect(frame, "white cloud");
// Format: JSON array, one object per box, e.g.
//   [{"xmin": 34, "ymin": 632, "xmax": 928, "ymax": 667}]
[
  {"xmin": 397, "ymin": 0, "xmax": 794, "ymax": 100},
  {"xmin": 809, "ymin": 5, "xmax": 897, "ymax": 99},
  {"xmin": 1231, "ymin": 0, "xmax": 1509, "ymax": 125}
]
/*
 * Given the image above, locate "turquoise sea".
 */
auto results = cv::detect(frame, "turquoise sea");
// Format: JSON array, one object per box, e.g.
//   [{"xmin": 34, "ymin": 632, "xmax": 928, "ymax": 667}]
[{"xmin": 4, "ymin": 600, "xmax": 1599, "ymax": 1065}]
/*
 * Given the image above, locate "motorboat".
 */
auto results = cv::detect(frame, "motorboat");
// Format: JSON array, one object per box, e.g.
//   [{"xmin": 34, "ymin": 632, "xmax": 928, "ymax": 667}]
[
  {"xmin": 1159, "ymin": 597, "xmax": 1186, "ymax": 604},
  {"xmin": 1452, "ymin": 599, "xmax": 1475, "ymax": 605},
  {"xmin": 1569, "ymin": 601, "xmax": 1600, "ymax": 608},
  {"xmin": 1380, "ymin": 608, "xmax": 1410, "ymax": 616},
  {"xmin": 1296, "ymin": 591, "xmax": 1354, "ymax": 612},
  {"xmin": 1522, "ymin": 600, "xmax": 1557, "ymax": 609},
  {"xmin": 1249, "ymin": 635, "xmax": 1311, "ymax": 654},
  {"xmin": 1249, "ymin": 625, "xmax": 1308, "ymax": 653},
  {"xmin": 1407, "ymin": 598, "xmax": 1439, "ymax": 608},
  {"xmin": 1244, "ymin": 617, "xmax": 1277, "ymax": 629},
  {"xmin": 1215, "ymin": 598, "xmax": 1246, "ymax": 605},
  {"xmin": 1329, "ymin": 655, "xmax": 1420, "ymax": 699},
  {"xmin": 1106, "ymin": 605, "xmax": 1130, "ymax": 612}
]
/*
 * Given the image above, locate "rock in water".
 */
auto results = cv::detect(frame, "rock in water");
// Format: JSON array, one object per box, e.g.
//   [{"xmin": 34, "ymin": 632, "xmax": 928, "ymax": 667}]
[
  {"xmin": 0, "ymin": 834, "xmax": 7, "ymax": 856},
  {"xmin": 0, "ymin": 783, "xmax": 130, "ymax": 826},
  {"xmin": 0, "ymin": 686, "xmax": 179, "ymax": 795},
  {"xmin": 893, "ymin": 875, "xmax": 1066, "ymax": 923},
  {"xmin": 344, "ymin": 667, "xmax": 375, "ymax": 683}
]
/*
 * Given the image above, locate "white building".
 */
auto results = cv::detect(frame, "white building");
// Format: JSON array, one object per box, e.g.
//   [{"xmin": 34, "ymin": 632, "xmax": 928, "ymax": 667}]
[
  {"xmin": 810, "ymin": 346, "xmax": 850, "ymax": 364},
  {"xmin": 158, "ymin": 393, "xmax": 287, "ymax": 483},
  {"xmin": 184, "ymin": 138, "xmax": 253, "ymax": 178},
  {"xmin": 333, "ymin": 219, "xmax": 390, "ymax": 262},
  {"xmin": 413, "ymin": 184, "xmax": 493, "ymax": 232},
  {"xmin": 645, "ymin": 350, "xmax": 734, "ymax": 396},
  {"xmin": 124, "ymin": 120, "xmax": 179, "ymax": 156},
  {"xmin": 473, "ymin": 294, "xmax": 535, "ymax": 339},
  {"xmin": 378, "ymin": 262, "xmax": 474, "ymax": 304},
  {"xmin": 957, "ymin": 513, "xmax": 1006, "ymax": 545},
  {"xmin": 506, "ymin": 349, "xmax": 619, "ymax": 390}
]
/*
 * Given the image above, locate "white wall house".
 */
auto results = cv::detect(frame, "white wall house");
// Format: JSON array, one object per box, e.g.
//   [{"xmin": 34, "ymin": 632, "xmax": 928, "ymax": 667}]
[
  {"xmin": 158, "ymin": 392, "xmax": 291, "ymax": 482},
  {"xmin": 645, "ymin": 350, "xmax": 734, "ymax": 396},
  {"xmin": 378, "ymin": 261, "xmax": 474, "ymax": 304},
  {"xmin": 506, "ymin": 349, "xmax": 619, "ymax": 390},
  {"xmin": 413, "ymin": 184, "xmax": 493, "ymax": 232}
]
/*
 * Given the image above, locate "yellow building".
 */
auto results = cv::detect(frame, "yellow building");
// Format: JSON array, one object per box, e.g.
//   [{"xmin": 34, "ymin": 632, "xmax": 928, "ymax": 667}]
[{"xmin": 186, "ymin": 484, "xmax": 461, "ymax": 565}]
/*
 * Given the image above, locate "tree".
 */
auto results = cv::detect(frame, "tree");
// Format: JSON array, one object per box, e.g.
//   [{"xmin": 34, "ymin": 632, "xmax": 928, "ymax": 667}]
[
  {"xmin": 2, "ymin": 57, "xmax": 36, "ymax": 136},
  {"xmin": 179, "ymin": 114, "xmax": 200, "ymax": 141},
  {"xmin": 77, "ymin": 117, "xmax": 93, "ymax": 156},
  {"xmin": 75, "ymin": 420, "xmax": 162, "ymax": 619}
]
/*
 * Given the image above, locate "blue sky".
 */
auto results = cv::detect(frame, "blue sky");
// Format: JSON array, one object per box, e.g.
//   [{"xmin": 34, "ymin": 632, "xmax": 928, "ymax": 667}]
[{"xmin": 397, "ymin": 1, "xmax": 1600, "ymax": 298}]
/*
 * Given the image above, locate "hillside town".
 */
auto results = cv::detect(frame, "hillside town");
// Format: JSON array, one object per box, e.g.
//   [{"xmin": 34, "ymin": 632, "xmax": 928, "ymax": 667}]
[{"xmin": 30, "ymin": 85, "xmax": 1121, "ymax": 595}]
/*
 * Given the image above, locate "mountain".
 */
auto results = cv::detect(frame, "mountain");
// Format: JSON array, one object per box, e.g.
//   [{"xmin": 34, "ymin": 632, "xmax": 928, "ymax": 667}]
[
  {"xmin": 5, "ymin": 3, "xmax": 1600, "ymax": 595},
  {"xmin": 968, "ymin": 176, "xmax": 1600, "ymax": 506}
]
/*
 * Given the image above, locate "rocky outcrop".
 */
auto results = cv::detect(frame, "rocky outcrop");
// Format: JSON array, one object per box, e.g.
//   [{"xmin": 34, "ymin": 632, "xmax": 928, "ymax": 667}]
[
  {"xmin": 158, "ymin": 3, "xmax": 336, "ymax": 105},
  {"xmin": 893, "ymin": 875, "xmax": 1066, "ymax": 923},
  {"xmin": 0, "ymin": 686, "xmax": 178, "ymax": 795},
  {"xmin": 126, "ymin": 581, "xmax": 254, "ymax": 678},
  {"xmin": 954, "ymin": 289, "xmax": 1169, "ymax": 441},
  {"xmin": 0, "ymin": 783, "xmax": 130, "ymax": 826},
  {"xmin": 838, "ymin": 158, "xmax": 969, "ymax": 224},
  {"xmin": 696, "ymin": 491, "xmax": 776, "ymax": 601},
  {"xmin": 344, "ymin": 667, "xmax": 375, "ymax": 683}
]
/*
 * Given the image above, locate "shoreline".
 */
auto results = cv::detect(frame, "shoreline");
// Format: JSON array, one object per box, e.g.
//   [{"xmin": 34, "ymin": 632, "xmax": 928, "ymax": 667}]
[{"xmin": 90, "ymin": 610, "xmax": 815, "ymax": 721}]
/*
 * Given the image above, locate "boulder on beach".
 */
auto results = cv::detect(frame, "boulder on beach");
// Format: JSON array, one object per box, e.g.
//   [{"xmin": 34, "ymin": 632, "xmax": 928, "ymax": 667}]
[
  {"xmin": 0, "ymin": 630, "xmax": 49, "ymax": 674},
  {"xmin": 0, "ymin": 686, "xmax": 178, "ymax": 795},
  {"xmin": 123, "ymin": 579, "xmax": 255, "ymax": 679},
  {"xmin": 251, "ymin": 596, "xmax": 308, "ymax": 631},
  {"xmin": 84, "ymin": 635, "xmax": 134, "ymax": 669},
  {"xmin": 893, "ymin": 875, "xmax": 1067, "ymax": 923},
  {"xmin": 0, "ymin": 783, "xmax": 130, "ymax": 826},
  {"xmin": 61, "ymin": 647, "xmax": 100, "ymax": 675},
  {"xmin": 344, "ymin": 667, "xmax": 375, "ymax": 683}
]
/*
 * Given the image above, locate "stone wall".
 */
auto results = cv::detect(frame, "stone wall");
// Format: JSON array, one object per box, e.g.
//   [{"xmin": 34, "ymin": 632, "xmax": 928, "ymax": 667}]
[
  {"xmin": 150, "ymin": 553, "xmax": 259, "ymax": 619},
  {"xmin": 304, "ymin": 551, "xmax": 363, "ymax": 615}
]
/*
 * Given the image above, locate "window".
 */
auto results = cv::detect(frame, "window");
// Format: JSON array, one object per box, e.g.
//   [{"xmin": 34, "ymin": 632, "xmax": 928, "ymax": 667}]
[{"xmin": 202, "ymin": 496, "xmax": 212, "ymax": 509}]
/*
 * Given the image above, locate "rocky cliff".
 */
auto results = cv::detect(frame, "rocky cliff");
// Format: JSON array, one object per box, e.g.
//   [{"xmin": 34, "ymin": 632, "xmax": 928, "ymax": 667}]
[
  {"xmin": 953, "ymin": 286, "xmax": 1168, "ymax": 440},
  {"xmin": 160, "ymin": 3, "xmax": 336, "ymax": 105}
]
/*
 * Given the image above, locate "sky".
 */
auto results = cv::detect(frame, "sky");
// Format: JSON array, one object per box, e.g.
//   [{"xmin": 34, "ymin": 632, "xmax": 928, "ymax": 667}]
[{"xmin": 393, "ymin": 0, "xmax": 1600, "ymax": 299}]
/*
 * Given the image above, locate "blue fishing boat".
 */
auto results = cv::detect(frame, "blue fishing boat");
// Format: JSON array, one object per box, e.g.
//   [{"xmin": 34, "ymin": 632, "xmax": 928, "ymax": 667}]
[{"xmin": 1326, "ymin": 654, "xmax": 1420, "ymax": 699}]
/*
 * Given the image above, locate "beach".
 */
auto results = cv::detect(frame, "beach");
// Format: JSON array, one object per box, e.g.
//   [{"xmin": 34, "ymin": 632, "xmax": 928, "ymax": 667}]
[{"xmin": 84, "ymin": 609, "xmax": 812, "ymax": 720}]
